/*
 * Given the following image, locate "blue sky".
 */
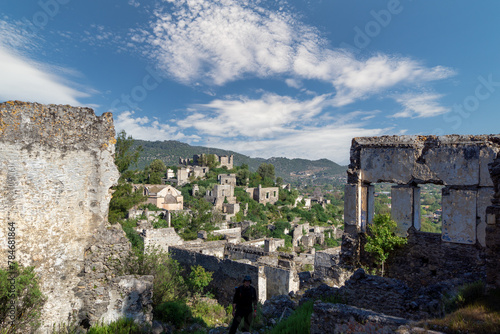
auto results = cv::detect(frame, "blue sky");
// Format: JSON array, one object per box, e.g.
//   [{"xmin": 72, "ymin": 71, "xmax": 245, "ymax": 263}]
[{"xmin": 1, "ymin": 0, "xmax": 499, "ymax": 164}]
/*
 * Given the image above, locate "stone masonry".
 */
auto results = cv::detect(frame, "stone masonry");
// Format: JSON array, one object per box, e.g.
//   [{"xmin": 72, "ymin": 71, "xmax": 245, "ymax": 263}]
[
  {"xmin": 342, "ymin": 135, "xmax": 499, "ymax": 286},
  {"xmin": 0, "ymin": 102, "xmax": 151, "ymax": 332}
]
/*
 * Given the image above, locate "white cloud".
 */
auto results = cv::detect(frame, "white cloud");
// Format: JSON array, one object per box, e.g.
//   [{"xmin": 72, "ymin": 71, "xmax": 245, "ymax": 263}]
[
  {"xmin": 177, "ymin": 93, "xmax": 328, "ymax": 138},
  {"xmin": 114, "ymin": 94, "xmax": 387, "ymax": 164},
  {"xmin": 0, "ymin": 19, "xmax": 91, "ymax": 106},
  {"xmin": 128, "ymin": 0, "xmax": 140, "ymax": 7},
  {"xmin": 134, "ymin": 0, "xmax": 454, "ymax": 106},
  {"xmin": 392, "ymin": 93, "xmax": 450, "ymax": 118},
  {"xmin": 114, "ymin": 111, "xmax": 200, "ymax": 141}
]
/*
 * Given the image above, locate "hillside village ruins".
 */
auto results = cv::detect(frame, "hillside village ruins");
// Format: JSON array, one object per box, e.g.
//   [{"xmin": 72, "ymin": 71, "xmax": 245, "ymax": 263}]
[{"xmin": 2, "ymin": 101, "xmax": 500, "ymax": 331}]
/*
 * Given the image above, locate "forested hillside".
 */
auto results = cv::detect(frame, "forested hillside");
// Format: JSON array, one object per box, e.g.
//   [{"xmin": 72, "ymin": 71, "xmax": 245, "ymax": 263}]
[{"xmin": 131, "ymin": 140, "xmax": 346, "ymax": 185}]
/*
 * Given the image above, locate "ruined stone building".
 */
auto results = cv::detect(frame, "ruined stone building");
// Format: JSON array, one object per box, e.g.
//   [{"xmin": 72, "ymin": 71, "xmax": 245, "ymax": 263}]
[
  {"xmin": 179, "ymin": 153, "xmax": 234, "ymax": 169},
  {"xmin": 205, "ymin": 184, "xmax": 237, "ymax": 210},
  {"xmin": 177, "ymin": 165, "xmax": 209, "ymax": 185},
  {"xmin": 218, "ymin": 173, "xmax": 237, "ymax": 187},
  {"xmin": 246, "ymin": 184, "xmax": 279, "ymax": 205},
  {"xmin": 135, "ymin": 184, "xmax": 184, "ymax": 211},
  {"xmin": 0, "ymin": 102, "xmax": 152, "ymax": 332},
  {"xmin": 341, "ymin": 135, "xmax": 500, "ymax": 287}
]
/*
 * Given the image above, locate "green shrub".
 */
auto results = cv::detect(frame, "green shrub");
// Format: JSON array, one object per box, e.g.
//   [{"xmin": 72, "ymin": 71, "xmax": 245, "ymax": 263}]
[
  {"xmin": 117, "ymin": 247, "xmax": 187, "ymax": 306},
  {"xmin": 87, "ymin": 318, "xmax": 145, "ymax": 334},
  {"xmin": 364, "ymin": 214, "xmax": 407, "ymax": 276},
  {"xmin": 154, "ymin": 301, "xmax": 192, "ymax": 327},
  {"xmin": 0, "ymin": 263, "xmax": 46, "ymax": 334},
  {"xmin": 191, "ymin": 300, "xmax": 230, "ymax": 327},
  {"xmin": 445, "ymin": 280, "xmax": 486, "ymax": 313},
  {"xmin": 188, "ymin": 265, "xmax": 213, "ymax": 296}
]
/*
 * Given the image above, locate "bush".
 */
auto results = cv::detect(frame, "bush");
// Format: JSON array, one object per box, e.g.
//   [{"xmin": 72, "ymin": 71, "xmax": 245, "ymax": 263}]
[
  {"xmin": 87, "ymin": 318, "xmax": 145, "ymax": 334},
  {"xmin": 188, "ymin": 265, "xmax": 213, "ymax": 296},
  {"xmin": 445, "ymin": 280, "xmax": 486, "ymax": 313},
  {"xmin": 0, "ymin": 263, "xmax": 46, "ymax": 334},
  {"xmin": 154, "ymin": 301, "xmax": 192, "ymax": 327},
  {"xmin": 364, "ymin": 214, "xmax": 407, "ymax": 276},
  {"xmin": 191, "ymin": 300, "xmax": 231, "ymax": 327},
  {"xmin": 117, "ymin": 247, "xmax": 187, "ymax": 306}
]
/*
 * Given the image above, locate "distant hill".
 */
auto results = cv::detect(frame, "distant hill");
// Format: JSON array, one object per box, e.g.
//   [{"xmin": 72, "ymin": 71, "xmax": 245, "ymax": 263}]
[{"xmin": 131, "ymin": 139, "xmax": 347, "ymax": 185}]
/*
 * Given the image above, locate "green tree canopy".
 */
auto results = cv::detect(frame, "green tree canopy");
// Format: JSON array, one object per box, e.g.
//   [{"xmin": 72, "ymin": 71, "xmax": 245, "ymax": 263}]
[{"xmin": 257, "ymin": 163, "xmax": 275, "ymax": 181}]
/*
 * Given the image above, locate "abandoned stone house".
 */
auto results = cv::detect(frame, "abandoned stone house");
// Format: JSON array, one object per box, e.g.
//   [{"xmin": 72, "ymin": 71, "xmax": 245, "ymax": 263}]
[
  {"xmin": 179, "ymin": 153, "xmax": 234, "ymax": 169},
  {"xmin": 218, "ymin": 173, "xmax": 237, "ymax": 187},
  {"xmin": 177, "ymin": 166, "xmax": 209, "ymax": 185},
  {"xmin": 246, "ymin": 184, "xmax": 280, "ymax": 205},
  {"xmin": 135, "ymin": 184, "xmax": 184, "ymax": 211},
  {"xmin": 205, "ymin": 184, "xmax": 237, "ymax": 209},
  {"xmin": 341, "ymin": 135, "xmax": 500, "ymax": 288}
]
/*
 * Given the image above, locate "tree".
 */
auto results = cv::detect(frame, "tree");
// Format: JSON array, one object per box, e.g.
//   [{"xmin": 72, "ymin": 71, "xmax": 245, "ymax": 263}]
[
  {"xmin": 114, "ymin": 130, "xmax": 142, "ymax": 180},
  {"xmin": 364, "ymin": 214, "xmax": 407, "ymax": 276},
  {"xmin": 109, "ymin": 131, "xmax": 146, "ymax": 223},
  {"xmin": 257, "ymin": 163, "xmax": 275, "ymax": 182},
  {"xmin": 149, "ymin": 159, "xmax": 166, "ymax": 173},
  {"xmin": 236, "ymin": 168, "xmax": 251, "ymax": 186}
]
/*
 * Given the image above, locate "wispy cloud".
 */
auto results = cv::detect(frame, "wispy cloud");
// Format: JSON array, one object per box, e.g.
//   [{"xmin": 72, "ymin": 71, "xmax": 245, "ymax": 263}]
[
  {"xmin": 0, "ymin": 19, "xmax": 91, "ymax": 106},
  {"xmin": 114, "ymin": 111, "xmax": 200, "ymax": 141},
  {"xmin": 392, "ymin": 93, "xmax": 450, "ymax": 118},
  {"xmin": 133, "ymin": 0, "xmax": 454, "ymax": 106}
]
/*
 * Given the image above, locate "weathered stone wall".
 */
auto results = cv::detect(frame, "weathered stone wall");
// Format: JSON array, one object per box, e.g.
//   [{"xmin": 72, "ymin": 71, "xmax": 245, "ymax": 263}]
[
  {"xmin": 170, "ymin": 245, "xmax": 266, "ymax": 305},
  {"xmin": 385, "ymin": 228, "xmax": 485, "ymax": 287},
  {"xmin": 342, "ymin": 135, "xmax": 499, "ymax": 285},
  {"xmin": 0, "ymin": 102, "xmax": 150, "ymax": 331},
  {"xmin": 143, "ymin": 227, "xmax": 184, "ymax": 253},
  {"xmin": 486, "ymin": 146, "xmax": 500, "ymax": 288},
  {"xmin": 314, "ymin": 247, "xmax": 341, "ymax": 280},
  {"xmin": 310, "ymin": 302, "xmax": 408, "ymax": 334},
  {"xmin": 264, "ymin": 265, "xmax": 299, "ymax": 299},
  {"xmin": 77, "ymin": 224, "xmax": 153, "ymax": 327}
]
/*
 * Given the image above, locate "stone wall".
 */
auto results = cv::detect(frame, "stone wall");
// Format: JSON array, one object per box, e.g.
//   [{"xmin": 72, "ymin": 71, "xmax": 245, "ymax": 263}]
[
  {"xmin": 170, "ymin": 245, "xmax": 266, "ymax": 305},
  {"xmin": 342, "ymin": 135, "xmax": 499, "ymax": 285},
  {"xmin": 385, "ymin": 228, "xmax": 485, "ymax": 287},
  {"xmin": 77, "ymin": 224, "xmax": 153, "ymax": 327},
  {"xmin": 486, "ymin": 146, "xmax": 500, "ymax": 288},
  {"xmin": 314, "ymin": 247, "xmax": 341, "ymax": 280},
  {"xmin": 143, "ymin": 227, "xmax": 184, "ymax": 253},
  {"xmin": 264, "ymin": 265, "xmax": 299, "ymax": 299},
  {"xmin": 0, "ymin": 102, "xmax": 151, "ymax": 331}
]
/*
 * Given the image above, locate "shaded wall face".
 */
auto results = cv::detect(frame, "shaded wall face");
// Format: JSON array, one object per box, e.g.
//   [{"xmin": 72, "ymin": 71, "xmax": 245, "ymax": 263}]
[{"xmin": 0, "ymin": 102, "xmax": 119, "ymax": 330}]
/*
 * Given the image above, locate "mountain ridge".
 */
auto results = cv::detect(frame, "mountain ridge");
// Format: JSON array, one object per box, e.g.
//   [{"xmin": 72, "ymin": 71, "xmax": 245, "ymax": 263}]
[{"xmin": 131, "ymin": 139, "xmax": 347, "ymax": 184}]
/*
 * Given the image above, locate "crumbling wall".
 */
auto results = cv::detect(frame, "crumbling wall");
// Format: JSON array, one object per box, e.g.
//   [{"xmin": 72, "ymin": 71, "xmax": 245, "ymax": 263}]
[
  {"xmin": 342, "ymin": 135, "xmax": 499, "ymax": 285},
  {"xmin": 264, "ymin": 265, "xmax": 299, "ymax": 299},
  {"xmin": 486, "ymin": 146, "xmax": 500, "ymax": 288},
  {"xmin": 170, "ymin": 246, "xmax": 266, "ymax": 305},
  {"xmin": 0, "ymin": 101, "xmax": 151, "ymax": 331},
  {"xmin": 314, "ymin": 247, "xmax": 341, "ymax": 280},
  {"xmin": 143, "ymin": 227, "xmax": 184, "ymax": 253}
]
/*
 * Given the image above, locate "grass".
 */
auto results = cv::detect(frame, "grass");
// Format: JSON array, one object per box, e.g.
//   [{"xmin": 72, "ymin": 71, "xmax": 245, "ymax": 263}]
[
  {"xmin": 422, "ymin": 284, "xmax": 500, "ymax": 334},
  {"xmin": 265, "ymin": 300, "xmax": 314, "ymax": 334}
]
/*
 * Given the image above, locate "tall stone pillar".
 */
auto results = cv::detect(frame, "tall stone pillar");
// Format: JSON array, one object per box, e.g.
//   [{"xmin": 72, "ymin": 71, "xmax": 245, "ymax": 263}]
[
  {"xmin": 391, "ymin": 185, "xmax": 420, "ymax": 236},
  {"xmin": 442, "ymin": 188, "xmax": 476, "ymax": 244},
  {"xmin": 360, "ymin": 184, "xmax": 374, "ymax": 232}
]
